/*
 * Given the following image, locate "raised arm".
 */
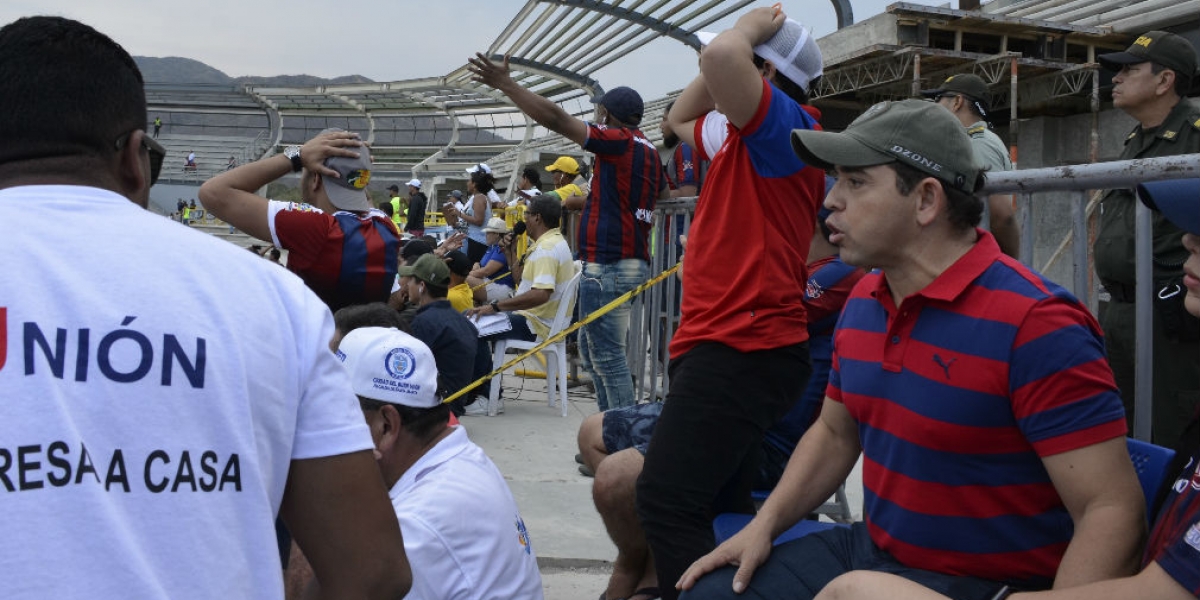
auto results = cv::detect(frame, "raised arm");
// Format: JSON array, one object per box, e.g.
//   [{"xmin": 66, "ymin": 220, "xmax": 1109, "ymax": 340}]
[
  {"xmin": 667, "ymin": 74, "xmax": 714, "ymax": 152},
  {"xmin": 700, "ymin": 7, "xmax": 785, "ymax": 129},
  {"xmin": 467, "ymin": 53, "xmax": 588, "ymax": 146},
  {"xmin": 199, "ymin": 131, "xmax": 363, "ymax": 241}
]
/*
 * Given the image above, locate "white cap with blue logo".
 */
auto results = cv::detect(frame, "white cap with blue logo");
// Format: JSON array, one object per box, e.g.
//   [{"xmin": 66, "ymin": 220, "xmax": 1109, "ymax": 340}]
[{"xmin": 336, "ymin": 327, "xmax": 440, "ymax": 408}]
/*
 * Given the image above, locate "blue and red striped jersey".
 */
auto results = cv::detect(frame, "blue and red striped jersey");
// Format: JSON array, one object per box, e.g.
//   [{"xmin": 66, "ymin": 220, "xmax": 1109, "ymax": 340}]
[
  {"xmin": 268, "ymin": 201, "xmax": 400, "ymax": 312},
  {"xmin": 828, "ymin": 230, "xmax": 1127, "ymax": 587},
  {"xmin": 1146, "ymin": 446, "xmax": 1200, "ymax": 595},
  {"xmin": 579, "ymin": 123, "xmax": 666, "ymax": 264}
]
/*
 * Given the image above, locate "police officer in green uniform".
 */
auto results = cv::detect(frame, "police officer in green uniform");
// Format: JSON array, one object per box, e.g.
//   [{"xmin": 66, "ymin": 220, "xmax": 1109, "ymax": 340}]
[
  {"xmin": 922, "ymin": 73, "xmax": 1019, "ymax": 257},
  {"xmin": 1095, "ymin": 30, "xmax": 1200, "ymax": 446}
]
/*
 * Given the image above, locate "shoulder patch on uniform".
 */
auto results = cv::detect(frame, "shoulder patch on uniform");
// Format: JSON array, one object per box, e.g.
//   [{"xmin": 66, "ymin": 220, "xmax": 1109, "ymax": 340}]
[
  {"xmin": 1192, "ymin": 117, "xmax": 1200, "ymax": 130},
  {"xmin": 967, "ymin": 125, "xmax": 987, "ymax": 135}
]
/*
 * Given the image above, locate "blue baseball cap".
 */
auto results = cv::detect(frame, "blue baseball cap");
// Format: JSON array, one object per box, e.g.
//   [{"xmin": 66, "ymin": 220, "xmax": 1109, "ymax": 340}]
[
  {"xmin": 598, "ymin": 86, "xmax": 644, "ymax": 126},
  {"xmin": 1138, "ymin": 178, "xmax": 1200, "ymax": 235}
]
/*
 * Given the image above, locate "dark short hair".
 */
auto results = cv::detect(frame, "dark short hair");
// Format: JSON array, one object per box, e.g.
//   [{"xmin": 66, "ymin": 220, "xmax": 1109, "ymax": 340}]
[
  {"xmin": 521, "ymin": 167, "xmax": 541, "ymax": 188},
  {"xmin": 0, "ymin": 17, "xmax": 146, "ymax": 166},
  {"xmin": 890, "ymin": 161, "xmax": 985, "ymax": 231},
  {"xmin": 527, "ymin": 195, "xmax": 562, "ymax": 228},
  {"xmin": 358, "ymin": 397, "xmax": 450, "ymax": 443},
  {"xmin": 334, "ymin": 302, "xmax": 409, "ymax": 334},
  {"xmin": 753, "ymin": 54, "xmax": 814, "ymax": 105}
]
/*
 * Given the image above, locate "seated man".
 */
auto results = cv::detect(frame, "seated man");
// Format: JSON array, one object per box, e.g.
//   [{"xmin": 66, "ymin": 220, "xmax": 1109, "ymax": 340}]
[
  {"xmin": 678, "ymin": 99, "xmax": 1144, "ymax": 599},
  {"xmin": 578, "ymin": 213, "xmax": 863, "ymax": 600},
  {"xmin": 813, "ymin": 179, "xmax": 1200, "ymax": 600},
  {"xmin": 200, "ymin": 128, "xmax": 399, "ymax": 312},
  {"xmin": 400, "ymin": 253, "xmax": 478, "ymax": 414},
  {"xmin": 465, "ymin": 195, "xmax": 575, "ymax": 416},
  {"xmin": 444, "ymin": 250, "xmax": 476, "ymax": 313},
  {"xmin": 336, "ymin": 327, "xmax": 544, "ymax": 599}
]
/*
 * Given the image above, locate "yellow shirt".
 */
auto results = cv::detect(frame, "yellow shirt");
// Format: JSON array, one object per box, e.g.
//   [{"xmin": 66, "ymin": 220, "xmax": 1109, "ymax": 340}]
[{"xmin": 448, "ymin": 282, "xmax": 473, "ymax": 313}]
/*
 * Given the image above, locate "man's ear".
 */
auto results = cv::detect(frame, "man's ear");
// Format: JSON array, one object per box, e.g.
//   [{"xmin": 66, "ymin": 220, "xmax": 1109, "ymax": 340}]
[
  {"xmin": 1156, "ymin": 69, "xmax": 1177, "ymax": 96},
  {"xmin": 914, "ymin": 177, "xmax": 944, "ymax": 227},
  {"xmin": 761, "ymin": 60, "xmax": 778, "ymax": 81},
  {"xmin": 117, "ymin": 129, "xmax": 151, "ymax": 206},
  {"xmin": 377, "ymin": 404, "xmax": 404, "ymax": 451}
]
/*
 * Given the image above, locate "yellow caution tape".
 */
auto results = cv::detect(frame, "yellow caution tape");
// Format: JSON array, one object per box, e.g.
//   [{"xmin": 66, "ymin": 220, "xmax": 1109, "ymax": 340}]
[{"xmin": 443, "ymin": 262, "xmax": 681, "ymax": 404}]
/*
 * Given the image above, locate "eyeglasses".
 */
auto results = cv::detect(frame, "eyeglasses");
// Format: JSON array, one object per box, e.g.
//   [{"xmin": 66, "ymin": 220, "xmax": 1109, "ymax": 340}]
[{"xmin": 115, "ymin": 130, "xmax": 166, "ymax": 186}]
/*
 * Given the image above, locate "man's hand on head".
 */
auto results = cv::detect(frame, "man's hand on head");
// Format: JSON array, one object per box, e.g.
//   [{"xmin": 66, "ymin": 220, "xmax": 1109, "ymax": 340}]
[
  {"xmin": 732, "ymin": 5, "xmax": 786, "ymax": 47},
  {"xmin": 300, "ymin": 131, "xmax": 364, "ymax": 178}
]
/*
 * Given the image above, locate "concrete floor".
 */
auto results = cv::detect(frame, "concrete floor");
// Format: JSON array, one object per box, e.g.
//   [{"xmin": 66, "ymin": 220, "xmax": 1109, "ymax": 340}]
[{"xmin": 460, "ymin": 360, "xmax": 864, "ymax": 600}]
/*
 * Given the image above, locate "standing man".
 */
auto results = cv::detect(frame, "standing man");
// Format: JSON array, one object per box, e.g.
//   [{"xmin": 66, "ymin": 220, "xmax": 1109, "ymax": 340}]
[
  {"xmin": 405, "ymin": 178, "xmax": 427, "ymax": 237},
  {"xmin": 921, "ymin": 73, "xmax": 1019, "ymax": 257},
  {"xmin": 661, "ymin": 101, "xmax": 709, "ymax": 199},
  {"xmin": 153, "ymin": 115, "xmax": 162, "ymax": 138},
  {"xmin": 469, "ymin": 56, "xmax": 668, "ymax": 412},
  {"xmin": 0, "ymin": 15, "xmax": 409, "ymax": 599},
  {"xmin": 200, "ymin": 129, "xmax": 400, "ymax": 312},
  {"xmin": 678, "ymin": 98, "xmax": 1144, "ymax": 600},
  {"xmin": 1094, "ymin": 31, "xmax": 1200, "ymax": 446},
  {"xmin": 637, "ymin": 10, "xmax": 828, "ymax": 598},
  {"xmin": 337, "ymin": 327, "xmax": 544, "ymax": 599},
  {"xmin": 386, "ymin": 183, "xmax": 406, "ymax": 231}
]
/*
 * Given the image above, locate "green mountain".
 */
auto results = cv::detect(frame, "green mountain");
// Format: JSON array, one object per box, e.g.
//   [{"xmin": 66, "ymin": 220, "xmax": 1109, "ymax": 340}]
[{"xmin": 134, "ymin": 56, "xmax": 374, "ymax": 87}]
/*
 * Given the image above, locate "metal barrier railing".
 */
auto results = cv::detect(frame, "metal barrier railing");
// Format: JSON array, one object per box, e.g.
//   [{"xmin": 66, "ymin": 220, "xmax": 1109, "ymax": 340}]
[
  {"xmin": 981, "ymin": 153, "xmax": 1200, "ymax": 441},
  {"xmin": 503, "ymin": 154, "xmax": 1198, "ymax": 436}
]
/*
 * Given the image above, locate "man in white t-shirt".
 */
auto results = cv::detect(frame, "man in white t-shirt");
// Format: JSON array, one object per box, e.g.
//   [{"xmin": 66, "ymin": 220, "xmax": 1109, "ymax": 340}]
[
  {"xmin": 0, "ymin": 16, "xmax": 409, "ymax": 600},
  {"xmin": 337, "ymin": 327, "xmax": 545, "ymax": 599}
]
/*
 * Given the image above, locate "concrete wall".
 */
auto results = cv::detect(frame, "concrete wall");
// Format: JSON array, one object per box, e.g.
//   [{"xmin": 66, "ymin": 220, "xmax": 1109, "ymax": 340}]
[{"xmin": 1010, "ymin": 108, "xmax": 1138, "ymax": 299}]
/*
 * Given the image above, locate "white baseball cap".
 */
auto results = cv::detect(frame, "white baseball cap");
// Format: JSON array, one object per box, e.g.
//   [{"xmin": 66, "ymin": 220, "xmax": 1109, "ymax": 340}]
[
  {"xmin": 336, "ymin": 327, "xmax": 440, "ymax": 408},
  {"xmin": 406, "ymin": 178, "xmax": 422, "ymax": 188}
]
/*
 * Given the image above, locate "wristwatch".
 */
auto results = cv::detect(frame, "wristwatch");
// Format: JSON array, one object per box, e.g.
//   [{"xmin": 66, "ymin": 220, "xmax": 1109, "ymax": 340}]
[
  {"xmin": 283, "ymin": 145, "xmax": 302, "ymax": 172},
  {"xmin": 490, "ymin": 300, "xmax": 501, "ymax": 312}
]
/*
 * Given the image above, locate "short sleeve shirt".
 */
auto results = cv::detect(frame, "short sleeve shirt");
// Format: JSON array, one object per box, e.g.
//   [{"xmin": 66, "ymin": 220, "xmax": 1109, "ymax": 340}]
[
  {"xmin": 1146, "ymin": 446, "xmax": 1200, "ymax": 595},
  {"xmin": 515, "ymin": 228, "xmax": 575, "ymax": 338},
  {"xmin": 267, "ymin": 200, "xmax": 400, "ymax": 311},
  {"xmin": 579, "ymin": 123, "xmax": 665, "ymax": 263}
]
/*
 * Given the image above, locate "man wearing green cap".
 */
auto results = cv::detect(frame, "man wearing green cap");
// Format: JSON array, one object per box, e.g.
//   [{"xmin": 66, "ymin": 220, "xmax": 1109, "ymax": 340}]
[
  {"xmin": 677, "ymin": 99, "xmax": 1142, "ymax": 600},
  {"xmin": 1094, "ymin": 30, "xmax": 1200, "ymax": 447},
  {"xmin": 921, "ymin": 73, "xmax": 1018, "ymax": 257}
]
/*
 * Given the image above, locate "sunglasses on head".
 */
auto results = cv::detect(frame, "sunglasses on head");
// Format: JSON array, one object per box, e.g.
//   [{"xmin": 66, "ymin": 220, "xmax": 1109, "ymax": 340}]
[{"xmin": 115, "ymin": 130, "xmax": 166, "ymax": 186}]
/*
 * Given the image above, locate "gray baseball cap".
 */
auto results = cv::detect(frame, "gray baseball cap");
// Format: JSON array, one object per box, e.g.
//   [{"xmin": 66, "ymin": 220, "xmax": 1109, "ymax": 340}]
[
  {"xmin": 791, "ymin": 99, "xmax": 982, "ymax": 194},
  {"xmin": 319, "ymin": 127, "xmax": 372, "ymax": 212}
]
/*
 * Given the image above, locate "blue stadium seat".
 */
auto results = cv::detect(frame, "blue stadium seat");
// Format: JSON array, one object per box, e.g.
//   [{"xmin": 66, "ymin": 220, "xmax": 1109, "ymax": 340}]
[{"xmin": 1126, "ymin": 437, "xmax": 1176, "ymax": 524}]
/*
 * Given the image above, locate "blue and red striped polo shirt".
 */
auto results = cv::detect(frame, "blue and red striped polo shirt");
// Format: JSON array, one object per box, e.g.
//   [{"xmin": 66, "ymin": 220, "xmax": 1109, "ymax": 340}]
[
  {"xmin": 268, "ymin": 201, "xmax": 400, "ymax": 312},
  {"xmin": 578, "ymin": 123, "xmax": 666, "ymax": 264},
  {"xmin": 827, "ymin": 230, "xmax": 1127, "ymax": 587}
]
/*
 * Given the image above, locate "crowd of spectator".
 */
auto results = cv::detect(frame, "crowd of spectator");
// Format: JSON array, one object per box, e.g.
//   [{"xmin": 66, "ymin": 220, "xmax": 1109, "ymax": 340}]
[{"xmin": 3, "ymin": 9, "xmax": 1199, "ymax": 600}]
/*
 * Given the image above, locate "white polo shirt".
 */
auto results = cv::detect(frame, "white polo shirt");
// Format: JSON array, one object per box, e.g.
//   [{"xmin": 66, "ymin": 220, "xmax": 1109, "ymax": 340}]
[{"xmin": 390, "ymin": 426, "xmax": 543, "ymax": 599}]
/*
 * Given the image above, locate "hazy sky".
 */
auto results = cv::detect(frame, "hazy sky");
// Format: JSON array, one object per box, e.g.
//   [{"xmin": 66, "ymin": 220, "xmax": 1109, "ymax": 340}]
[{"xmin": 0, "ymin": 0, "xmax": 933, "ymax": 100}]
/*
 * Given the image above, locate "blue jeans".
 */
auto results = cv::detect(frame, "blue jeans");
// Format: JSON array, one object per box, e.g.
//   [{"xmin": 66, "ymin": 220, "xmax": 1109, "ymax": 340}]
[{"xmin": 578, "ymin": 259, "xmax": 648, "ymax": 411}]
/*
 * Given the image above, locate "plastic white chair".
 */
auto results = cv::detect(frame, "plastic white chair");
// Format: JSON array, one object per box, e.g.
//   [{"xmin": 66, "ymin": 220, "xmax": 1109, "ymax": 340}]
[{"xmin": 489, "ymin": 261, "xmax": 583, "ymax": 417}]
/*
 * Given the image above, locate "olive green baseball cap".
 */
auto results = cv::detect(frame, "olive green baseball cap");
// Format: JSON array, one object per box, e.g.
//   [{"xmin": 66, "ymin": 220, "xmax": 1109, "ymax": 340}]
[
  {"xmin": 397, "ymin": 253, "xmax": 450, "ymax": 287},
  {"xmin": 791, "ymin": 99, "xmax": 982, "ymax": 194},
  {"xmin": 1098, "ymin": 30, "xmax": 1198, "ymax": 79}
]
